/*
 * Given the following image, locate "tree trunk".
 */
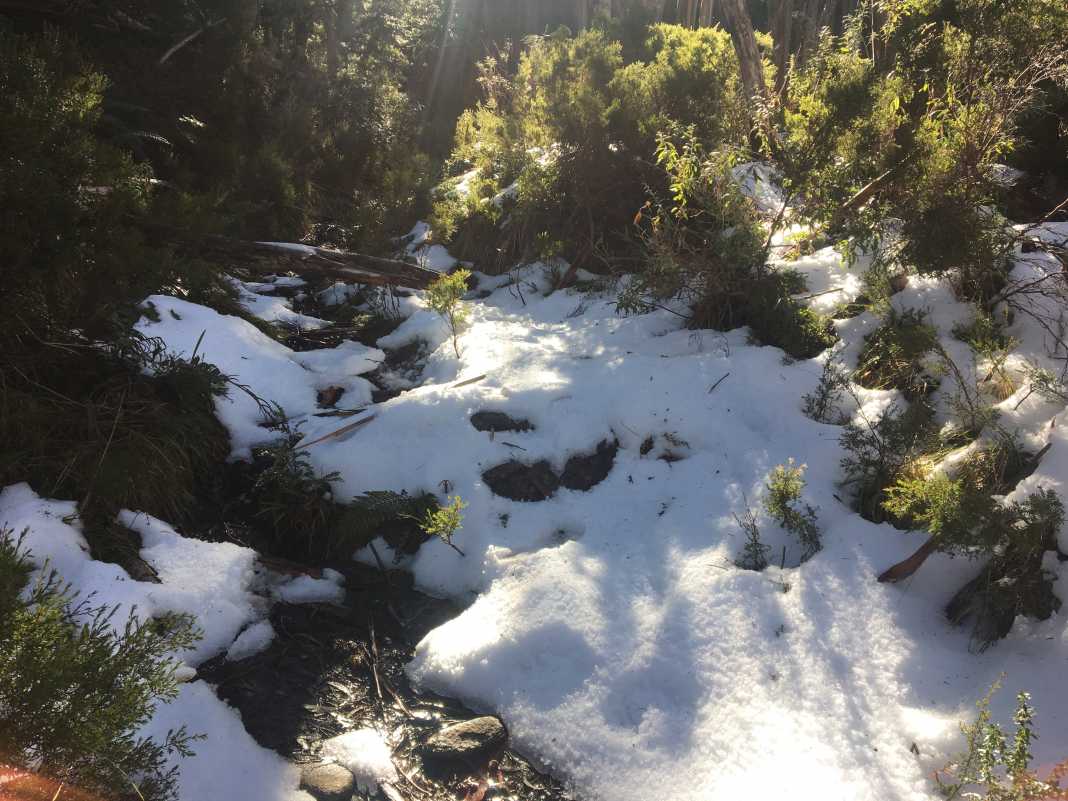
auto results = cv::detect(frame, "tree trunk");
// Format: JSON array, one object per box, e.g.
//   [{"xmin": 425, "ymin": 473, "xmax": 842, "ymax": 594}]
[
  {"xmin": 718, "ymin": 0, "xmax": 768, "ymax": 110},
  {"xmin": 877, "ymin": 537, "xmax": 938, "ymax": 583}
]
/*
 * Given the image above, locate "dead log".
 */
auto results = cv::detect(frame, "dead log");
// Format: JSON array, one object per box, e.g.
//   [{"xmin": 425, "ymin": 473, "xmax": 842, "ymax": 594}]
[
  {"xmin": 151, "ymin": 227, "xmax": 442, "ymax": 289},
  {"xmin": 877, "ymin": 536, "xmax": 938, "ymax": 583}
]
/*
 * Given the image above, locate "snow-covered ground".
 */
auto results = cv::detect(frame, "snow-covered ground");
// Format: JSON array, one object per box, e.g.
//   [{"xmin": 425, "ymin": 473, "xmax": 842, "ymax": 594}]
[{"xmin": 5, "ymin": 216, "xmax": 1068, "ymax": 800}]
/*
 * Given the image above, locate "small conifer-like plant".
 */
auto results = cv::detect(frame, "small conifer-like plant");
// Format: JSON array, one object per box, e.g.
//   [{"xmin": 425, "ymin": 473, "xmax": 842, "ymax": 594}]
[
  {"xmin": 765, "ymin": 459, "xmax": 822, "ymax": 561},
  {"xmin": 427, "ymin": 269, "xmax": 472, "ymax": 358},
  {"xmin": 418, "ymin": 495, "xmax": 468, "ymax": 556},
  {"xmin": 839, "ymin": 401, "xmax": 936, "ymax": 522},
  {"xmin": 0, "ymin": 529, "xmax": 201, "ymax": 801},
  {"xmin": 250, "ymin": 432, "xmax": 342, "ymax": 559},
  {"xmin": 938, "ymin": 681, "xmax": 1068, "ymax": 800},
  {"xmin": 734, "ymin": 507, "xmax": 770, "ymax": 572},
  {"xmin": 802, "ymin": 358, "xmax": 850, "ymax": 424}
]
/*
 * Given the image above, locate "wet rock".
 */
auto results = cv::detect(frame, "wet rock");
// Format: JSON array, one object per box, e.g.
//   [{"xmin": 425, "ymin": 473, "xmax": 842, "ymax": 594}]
[
  {"xmin": 316, "ymin": 386, "xmax": 345, "ymax": 408},
  {"xmin": 300, "ymin": 762, "xmax": 355, "ymax": 801},
  {"xmin": 560, "ymin": 439, "xmax": 618, "ymax": 491},
  {"xmin": 470, "ymin": 411, "xmax": 534, "ymax": 433},
  {"xmin": 482, "ymin": 460, "xmax": 559, "ymax": 501},
  {"xmin": 420, "ymin": 716, "xmax": 508, "ymax": 769}
]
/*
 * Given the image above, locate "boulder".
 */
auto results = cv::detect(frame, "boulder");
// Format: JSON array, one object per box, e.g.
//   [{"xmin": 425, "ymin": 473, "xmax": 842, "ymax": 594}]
[
  {"xmin": 299, "ymin": 762, "xmax": 355, "ymax": 801},
  {"xmin": 420, "ymin": 716, "xmax": 508, "ymax": 768}
]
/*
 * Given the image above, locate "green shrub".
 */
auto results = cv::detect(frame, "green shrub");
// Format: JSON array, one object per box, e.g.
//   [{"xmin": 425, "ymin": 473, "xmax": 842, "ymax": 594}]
[
  {"xmin": 765, "ymin": 459, "xmax": 822, "ymax": 561},
  {"xmin": 418, "ymin": 495, "xmax": 468, "ymax": 556},
  {"xmin": 802, "ymin": 359, "xmax": 851, "ymax": 423},
  {"xmin": 619, "ymin": 130, "xmax": 836, "ymax": 358},
  {"xmin": 854, "ymin": 308, "xmax": 938, "ymax": 399},
  {"xmin": 0, "ymin": 334, "xmax": 232, "ymax": 563},
  {"xmin": 431, "ymin": 24, "xmax": 747, "ymax": 273},
  {"xmin": 427, "ymin": 269, "xmax": 473, "ymax": 358},
  {"xmin": 249, "ymin": 435, "xmax": 342, "ymax": 559},
  {"xmin": 839, "ymin": 401, "xmax": 937, "ymax": 522},
  {"xmin": 0, "ymin": 529, "xmax": 200, "ymax": 801},
  {"xmin": 334, "ymin": 490, "xmax": 440, "ymax": 559},
  {"xmin": 778, "ymin": 1, "xmax": 1068, "ymax": 300},
  {"xmin": 938, "ymin": 682, "xmax": 1068, "ymax": 800}
]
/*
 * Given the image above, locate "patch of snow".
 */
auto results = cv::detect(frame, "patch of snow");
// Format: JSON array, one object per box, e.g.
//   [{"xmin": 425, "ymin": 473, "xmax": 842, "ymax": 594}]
[
  {"xmin": 320, "ymin": 729, "xmax": 398, "ymax": 793},
  {"xmin": 271, "ymin": 570, "xmax": 345, "ymax": 605},
  {"xmin": 135, "ymin": 296, "xmax": 377, "ymax": 456},
  {"xmin": 229, "ymin": 278, "xmax": 329, "ymax": 330},
  {"xmin": 733, "ymin": 161, "xmax": 787, "ymax": 215},
  {"xmin": 121, "ymin": 225, "xmax": 1068, "ymax": 801},
  {"xmin": 226, "ymin": 620, "xmax": 276, "ymax": 661}
]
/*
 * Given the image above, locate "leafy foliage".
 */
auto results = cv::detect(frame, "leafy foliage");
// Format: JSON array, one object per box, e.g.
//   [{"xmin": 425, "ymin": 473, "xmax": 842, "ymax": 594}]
[
  {"xmin": 779, "ymin": 0, "xmax": 1068, "ymax": 299},
  {"xmin": 620, "ymin": 129, "xmax": 836, "ymax": 357},
  {"xmin": 427, "ymin": 268, "xmax": 472, "ymax": 357},
  {"xmin": 432, "ymin": 24, "xmax": 747, "ymax": 273},
  {"xmin": 839, "ymin": 401, "xmax": 937, "ymax": 522},
  {"xmin": 802, "ymin": 358, "xmax": 851, "ymax": 423},
  {"xmin": 249, "ymin": 434, "xmax": 342, "ymax": 559},
  {"xmin": 0, "ymin": 529, "xmax": 201, "ymax": 801},
  {"xmin": 418, "ymin": 495, "xmax": 468, "ymax": 555},
  {"xmin": 939, "ymin": 682, "xmax": 1068, "ymax": 800}
]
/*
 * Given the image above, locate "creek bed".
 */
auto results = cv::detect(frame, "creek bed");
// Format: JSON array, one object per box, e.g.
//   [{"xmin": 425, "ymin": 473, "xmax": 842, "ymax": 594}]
[{"xmin": 198, "ymin": 561, "xmax": 572, "ymax": 801}]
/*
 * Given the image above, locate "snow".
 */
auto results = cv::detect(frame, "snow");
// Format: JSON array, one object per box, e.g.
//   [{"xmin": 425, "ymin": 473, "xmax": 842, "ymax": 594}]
[
  {"xmin": 135, "ymin": 295, "xmax": 380, "ymax": 456},
  {"xmin": 12, "ymin": 197, "xmax": 1068, "ymax": 799},
  {"xmin": 226, "ymin": 620, "xmax": 276, "ymax": 662},
  {"xmin": 129, "ymin": 226, "xmax": 1068, "ymax": 800},
  {"xmin": 733, "ymin": 161, "xmax": 787, "ymax": 216},
  {"xmin": 403, "ymin": 221, "xmax": 458, "ymax": 273},
  {"xmin": 230, "ymin": 277, "xmax": 329, "ymax": 330},
  {"xmin": 319, "ymin": 729, "xmax": 398, "ymax": 793},
  {"xmin": 271, "ymin": 569, "xmax": 345, "ymax": 604}
]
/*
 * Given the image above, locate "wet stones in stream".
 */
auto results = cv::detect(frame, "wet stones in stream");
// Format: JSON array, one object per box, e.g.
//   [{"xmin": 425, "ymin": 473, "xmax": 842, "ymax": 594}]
[
  {"xmin": 197, "ymin": 561, "xmax": 571, "ymax": 801},
  {"xmin": 482, "ymin": 439, "xmax": 618, "ymax": 501},
  {"xmin": 367, "ymin": 339, "xmax": 430, "ymax": 403}
]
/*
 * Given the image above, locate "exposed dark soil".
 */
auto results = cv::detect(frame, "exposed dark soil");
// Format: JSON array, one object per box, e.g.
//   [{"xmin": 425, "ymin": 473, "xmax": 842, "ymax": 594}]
[
  {"xmin": 482, "ymin": 439, "xmax": 618, "ymax": 501},
  {"xmin": 482, "ymin": 460, "xmax": 560, "ymax": 502},
  {"xmin": 559, "ymin": 439, "xmax": 618, "ymax": 491},
  {"xmin": 470, "ymin": 411, "xmax": 534, "ymax": 433},
  {"xmin": 198, "ymin": 562, "xmax": 571, "ymax": 801}
]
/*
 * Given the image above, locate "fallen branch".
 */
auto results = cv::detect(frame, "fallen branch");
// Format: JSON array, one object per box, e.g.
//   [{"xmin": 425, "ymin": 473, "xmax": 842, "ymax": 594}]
[
  {"xmin": 878, "ymin": 536, "xmax": 938, "ymax": 583},
  {"xmin": 297, "ymin": 413, "xmax": 377, "ymax": 448},
  {"xmin": 158, "ymin": 17, "xmax": 227, "ymax": 65},
  {"xmin": 452, "ymin": 373, "xmax": 487, "ymax": 389}
]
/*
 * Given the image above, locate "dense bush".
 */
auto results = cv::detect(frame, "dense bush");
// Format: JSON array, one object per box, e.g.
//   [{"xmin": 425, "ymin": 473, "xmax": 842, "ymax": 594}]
[
  {"xmin": 853, "ymin": 308, "xmax": 938, "ymax": 399},
  {"xmin": 432, "ymin": 24, "xmax": 747, "ymax": 272},
  {"xmin": 779, "ymin": 0, "xmax": 1068, "ymax": 299},
  {"xmin": 619, "ymin": 130, "xmax": 836, "ymax": 357},
  {"xmin": 0, "ymin": 530, "xmax": 200, "ymax": 801}
]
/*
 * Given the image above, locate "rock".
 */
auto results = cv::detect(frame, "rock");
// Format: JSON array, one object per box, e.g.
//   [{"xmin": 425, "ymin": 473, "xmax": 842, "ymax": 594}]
[
  {"xmin": 559, "ymin": 439, "xmax": 618, "ymax": 491},
  {"xmin": 470, "ymin": 411, "xmax": 534, "ymax": 433},
  {"xmin": 299, "ymin": 762, "xmax": 355, "ymax": 801},
  {"xmin": 316, "ymin": 386, "xmax": 345, "ymax": 408},
  {"xmin": 482, "ymin": 460, "xmax": 559, "ymax": 501},
  {"xmin": 420, "ymin": 716, "xmax": 508, "ymax": 768}
]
